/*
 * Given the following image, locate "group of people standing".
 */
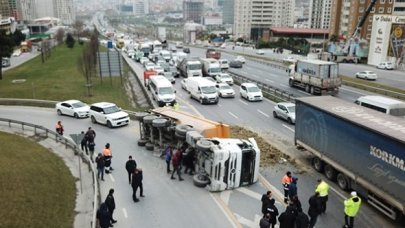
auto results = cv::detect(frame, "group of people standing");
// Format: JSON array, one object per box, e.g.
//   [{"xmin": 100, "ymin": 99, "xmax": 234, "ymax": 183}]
[
  {"xmin": 125, "ymin": 155, "xmax": 144, "ymax": 202},
  {"xmin": 164, "ymin": 143, "xmax": 196, "ymax": 181},
  {"xmin": 97, "ymin": 188, "xmax": 117, "ymax": 228}
]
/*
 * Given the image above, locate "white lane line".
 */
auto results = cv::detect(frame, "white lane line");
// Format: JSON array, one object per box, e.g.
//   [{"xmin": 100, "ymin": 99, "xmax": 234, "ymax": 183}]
[
  {"xmin": 257, "ymin": 109, "xmax": 270, "ymax": 118},
  {"xmin": 282, "ymin": 124, "xmax": 295, "ymax": 132},
  {"xmin": 239, "ymin": 99, "xmax": 249, "ymax": 105},
  {"xmin": 122, "ymin": 208, "xmax": 128, "ymax": 218},
  {"xmin": 279, "ymin": 84, "xmax": 288, "ymax": 88},
  {"xmin": 234, "ymin": 213, "xmax": 255, "ymax": 228},
  {"xmin": 236, "ymin": 187, "xmax": 262, "ymax": 200},
  {"xmin": 265, "ymin": 79, "xmax": 274, "ymax": 83},
  {"xmin": 220, "ymin": 190, "xmax": 232, "ymax": 204},
  {"xmin": 340, "ymin": 86, "xmax": 365, "ymax": 95},
  {"xmin": 109, "ymin": 174, "xmax": 115, "ymax": 182},
  {"xmin": 228, "ymin": 112, "xmax": 239, "ymax": 119}
]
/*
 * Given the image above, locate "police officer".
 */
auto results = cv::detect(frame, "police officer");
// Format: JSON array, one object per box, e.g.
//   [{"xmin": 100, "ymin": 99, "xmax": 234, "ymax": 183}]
[
  {"xmin": 315, "ymin": 179, "xmax": 330, "ymax": 214},
  {"xmin": 343, "ymin": 191, "xmax": 362, "ymax": 228}
]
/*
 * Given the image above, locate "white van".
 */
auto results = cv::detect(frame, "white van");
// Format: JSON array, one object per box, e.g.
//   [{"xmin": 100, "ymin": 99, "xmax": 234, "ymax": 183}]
[
  {"xmin": 186, "ymin": 77, "xmax": 219, "ymax": 104},
  {"xmin": 149, "ymin": 75, "xmax": 176, "ymax": 107},
  {"xmin": 354, "ymin": 95, "xmax": 405, "ymax": 117}
]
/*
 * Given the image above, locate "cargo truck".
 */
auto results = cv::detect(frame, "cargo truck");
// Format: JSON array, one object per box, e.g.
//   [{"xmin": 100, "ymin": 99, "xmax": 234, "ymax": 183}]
[
  {"xmin": 200, "ymin": 58, "xmax": 221, "ymax": 77},
  {"xmin": 206, "ymin": 48, "xmax": 221, "ymax": 60},
  {"xmin": 288, "ymin": 59, "xmax": 341, "ymax": 95},
  {"xmin": 295, "ymin": 96, "xmax": 405, "ymax": 220},
  {"xmin": 177, "ymin": 58, "xmax": 203, "ymax": 78}
]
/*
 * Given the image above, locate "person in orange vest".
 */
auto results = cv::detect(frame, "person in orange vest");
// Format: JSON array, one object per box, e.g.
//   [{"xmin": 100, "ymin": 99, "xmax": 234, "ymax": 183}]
[
  {"xmin": 281, "ymin": 171, "xmax": 293, "ymax": 204},
  {"xmin": 103, "ymin": 143, "xmax": 113, "ymax": 173},
  {"xmin": 55, "ymin": 121, "xmax": 64, "ymax": 140}
]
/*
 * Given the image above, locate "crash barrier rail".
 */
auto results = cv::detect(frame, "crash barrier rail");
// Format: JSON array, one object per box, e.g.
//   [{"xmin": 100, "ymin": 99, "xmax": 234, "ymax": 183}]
[
  {"xmin": 0, "ymin": 117, "xmax": 98, "ymax": 228},
  {"xmin": 342, "ymin": 80, "xmax": 405, "ymax": 101},
  {"xmin": 228, "ymin": 71, "xmax": 295, "ymax": 102}
]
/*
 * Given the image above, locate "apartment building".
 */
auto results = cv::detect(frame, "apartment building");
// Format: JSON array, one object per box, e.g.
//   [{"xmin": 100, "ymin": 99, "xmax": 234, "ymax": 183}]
[
  {"xmin": 222, "ymin": 0, "xmax": 234, "ymax": 24},
  {"xmin": 183, "ymin": 0, "xmax": 204, "ymax": 23},
  {"xmin": 394, "ymin": 0, "xmax": 405, "ymax": 15},
  {"xmin": 308, "ymin": 0, "xmax": 332, "ymax": 29},
  {"xmin": 134, "ymin": 0, "xmax": 149, "ymax": 15},
  {"xmin": 330, "ymin": 0, "xmax": 394, "ymax": 40}
]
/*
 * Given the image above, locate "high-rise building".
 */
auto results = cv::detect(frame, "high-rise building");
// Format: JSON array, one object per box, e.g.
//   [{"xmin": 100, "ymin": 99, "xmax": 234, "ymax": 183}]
[
  {"xmin": 308, "ymin": 0, "xmax": 332, "ymax": 29},
  {"xmin": 134, "ymin": 0, "xmax": 149, "ymax": 15},
  {"xmin": 54, "ymin": 0, "xmax": 75, "ymax": 24},
  {"xmin": 234, "ymin": 0, "xmax": 295, "ymax": 40},
  {"xmin": 183, "ymin": 0, "xmax": 204, "ymax": 23},
  {"xmin": 0, "ymin": 0, "xmax": 11, "ymax": 18},
  {"xmin": 330, "ymin": 0, "xmax": 394, "ymax": 40},
  {"xmin": 222, "ymin": 0, "xmax": 234, "ymax": 24},
  {"xmin": 393, "ymin": 0, "xmax": 405, "ymax": 15},
  {"xmin": 18, "ymin": 0, "xmax": 37, "ymax": 22}
]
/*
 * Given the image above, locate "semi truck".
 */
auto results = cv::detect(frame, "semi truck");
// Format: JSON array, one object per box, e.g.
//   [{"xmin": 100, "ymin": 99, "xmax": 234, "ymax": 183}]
[
  {"xmin": 177, "ymin": 58, "xmax": 203, "ymax": 78},
  {"xmin": 206, "ymin": 48, "xmax": 221, "ymax": 60},
  {"xmin": 200, "ymin": 58, "xmax": 221, "ymax": 77},
  {"xmin": 295, "ymin": 96, "xmax": 405, "ymax": 220},
  {"xmin": 288, "ymin": 59, "xmax": 341, "ymax": 95}
]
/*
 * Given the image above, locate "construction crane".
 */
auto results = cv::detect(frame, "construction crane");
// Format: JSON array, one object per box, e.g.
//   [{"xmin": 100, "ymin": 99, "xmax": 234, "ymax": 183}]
[{"xmin": 351, "ymin": 0, "xmax": 378, "ymax": 40}]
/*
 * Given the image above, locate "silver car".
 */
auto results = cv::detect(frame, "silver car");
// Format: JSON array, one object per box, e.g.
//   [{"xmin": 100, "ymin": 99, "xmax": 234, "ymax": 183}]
[{"xmin": 273, "ymin": 102, "xmax": 295, "ymax": 124}]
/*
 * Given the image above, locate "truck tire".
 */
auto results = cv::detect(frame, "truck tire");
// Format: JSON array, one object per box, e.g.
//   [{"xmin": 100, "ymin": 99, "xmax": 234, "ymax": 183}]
[
  {"xmin": 152, "ymin": 118, "xmax": 169, "ymax": 128},
  {"xmin": 310, "ymin": 86, "xmax": 315, "ymax": 95},
  {"xmin": 145, "ymin": 142, "xmax": 154, "ymax": 151},
  {"xmin": 196, "ymin": 140, "xmax": 213, "ymax": 152},
  {"xmin": 312, "ymin": 157, "xmax": 324, "ymax": 172},
  {"xmin": 143, "ymin": 115, "xmax": 158, "ymax": 124},
  {"xmin": 175, "ymin": 131, "xmax": 186, "ymax": 140},
  {"xmin": 137, "ymin": 139, "xmax": 148, "ymax": 146},
  {"xmin": 193, "ymin": 174, "xmax": 210, "ymax": 188},
  {"xmin": 324, "ymin": 165, "xmax": 337, "ymax": 180},
  {"xmin": 175, "ymin": 124, "xmax": 193, "ymax": 136},
  {"xmin": 134, "ymin": 112, "xmax": 149, "ymax": 121},
  {"xmin": 337, "ymin": 173, "xmax": 349, "ymax": 190},
  {"xmin": 305, "ymin": 85, "xmax": 310, "ymax": 93},
  {"xmin": 289, "ymin": 79, "xmax": 294, "ymax": 87}
]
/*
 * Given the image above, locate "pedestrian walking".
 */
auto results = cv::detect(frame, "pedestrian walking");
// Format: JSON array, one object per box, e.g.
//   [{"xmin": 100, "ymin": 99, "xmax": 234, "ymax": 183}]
[
  {"xmin": 96, "ymin": 203, "xmax": 112, "ymax": 228},
  {"xmin": 165, "ymin": 145, "xmax": 173, "ymax": 173},
  {"xmin": 55, "ymin": 121, "xmax": 64, "ymax": 140},
  {"xmin": 85, "ymin": 127, "xmax": 96, "ymax": 143},
  {"xmin": 261, "ymin": 190, "xmax": 272, "ymax": 214},
  {"xmin": 105, "ymin": 188, "xmax": 117, "ymax": 224},
  {"xmin": 315, "ymin": 179, "xmax": 329, "ymax": 214},
  {"xmin": 281, "ymin": 171, "xmax": 292, "ymax": 203},
  {"xmin": 288, "ymin": 177, "xmax": 298, "ymax": 201},
  {"xmin": 259, "ymin": 213, "xmax": 271, "ymax": 228},
  {"xmin": 95, "ymin": 153, "xmax": 105, "ymax": 181},
  {"xmin": 80, "ymin": 131, "xmax": 88, "ymax": 154},
  {"xmin": 125, "ymin": 155, "xmax": 137, "ymax": 184},
  {"xmin": 343, "ymin": 191, "xmax": 362, "ymax": 228},
  {"xmin": 266, "ymin": 199, "xmax": 279, "ymax": 228},
  {"xmin": 278, "ymin": 206, "xmax": 297, "ymax": 228},
  {"xmin": 131, "ymin": 168, "xmax": 144, "ymax": 202},
  {"xmin": 183, "ymin": 147, "xmax": 196, "ymax": 175},
  {"xmin": 308, "ymin": 192, "xmax": 322, "ymax": 228},
  {"xmin": 171, "ymin": 149, "xmax": 183, "ymax": 181},
  {"xmin": 88, "ymin": 141, "xmax": 95, "ymax": 162},
  {"xmin": 289, "ymin": 195, "xmax": 302, "ymax": 212},
  {"xmin": 295, "ymin": 208, "xmax": 309, "ymax": 228},
  {"xmin": 103, "ymin": 143, "xmax": 113, "ymax": 173}
]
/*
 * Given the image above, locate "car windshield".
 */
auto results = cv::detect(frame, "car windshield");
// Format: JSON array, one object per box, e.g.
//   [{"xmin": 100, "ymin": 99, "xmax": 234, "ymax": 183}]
[
  {"xmin": 188, "ymin": 64, "xmax": 201, "ymax": 70},
  {"xmin": 247, "ymin": 86, "xmax": 260, "ymax": 92},
  {"xmin": 72, "ymin": 102, "xmax": 86, "ymax": 108},
  {"xmin": 287, "ymin": 106, "xmax": 295, "ymax": 113},
  {"xmin": 159, "ymin": 87, "xmax": 173, "ymax": 95},
  {"xmin": 103, "ymin": 105, "xmax": 120, "ymax": 114},
  {"xmin": 209, "ymin": 68, "xmax": 221, "ymax": 73},
  {"xmin": 201, "ymin": 86, "xmax": 217, "ymax": 94}
]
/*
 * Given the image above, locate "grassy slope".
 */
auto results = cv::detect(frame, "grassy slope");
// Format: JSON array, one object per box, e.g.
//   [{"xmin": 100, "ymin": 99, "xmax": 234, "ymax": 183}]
[{"xmin": 0, "ymin": 132, "xmax": 75, "ymax": 227}]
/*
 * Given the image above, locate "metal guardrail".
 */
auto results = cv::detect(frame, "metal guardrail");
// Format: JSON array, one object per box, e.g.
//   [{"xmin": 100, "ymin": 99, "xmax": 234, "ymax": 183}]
[
  {"xmin": 342, "ymin": 80, "xmax": 405, "ymax": 101},
  {"xmin": 0, "ymin": 117, "xmax": 98, "ymax": 228}
]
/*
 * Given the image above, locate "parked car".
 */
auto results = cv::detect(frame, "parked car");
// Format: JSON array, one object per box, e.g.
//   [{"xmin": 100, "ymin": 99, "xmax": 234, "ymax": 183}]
[
  {"xmin": 216, "ymin": 83, "xmax": 235, "ymax": 98},
  {"xmin": 162, "ymin": 72, "xmax": 176, "ymax": 84},
  {"xmin": 235, "ymin": 55, "xmax": 246, "ymax": 63},
  {"xmin": 273, "ymin": 102, "xmax": 296, "ymax": 124},
  {"xmin": 239, "ymin": 83, "xmax": 263, "ymax": 101},
  {"xmin": 140, "ymin": 57, "xmax": 149, "ymax": 65},
  {"xmin": 377, "ymin": 62, "xmax": 395, "ymax": 70},
  {"xmin": 229, "ymin": 60, "xmax": 243, "ymax": 68},
  {"xmin": 55, "ymin": 100, "xmax": 90, "ymax": 118},
  {"xmin": 89, "ymin": 102, "xmax": 129, "ymax": 128},
  {"xmin": 183, "ymin": 48, "xmax": 190, "ymax": 54},
  {"xmin": 256, "ymin": 50, "xmax": 265, "ymax": 55},
  {"xmin": 355, "ymin": 71, "xmax": 378, "ymax": 80},
  {"xmin": 215, "ymin": 73, "xmax": 234, "ymax": 85}
]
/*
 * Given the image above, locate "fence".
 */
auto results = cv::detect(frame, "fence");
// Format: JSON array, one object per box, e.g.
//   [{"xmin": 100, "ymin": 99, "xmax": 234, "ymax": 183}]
[{"xmin": 0, "ymin": 117, "xmax": 98, "ymax": 228}]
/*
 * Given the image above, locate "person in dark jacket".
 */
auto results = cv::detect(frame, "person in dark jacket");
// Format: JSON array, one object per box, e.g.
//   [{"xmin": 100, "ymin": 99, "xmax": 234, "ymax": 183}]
[
  {"xmin": 105, "ymin": 188, "xmax": 117, "ymax": 224},
  {"xmin": 259, "ymin": 213, "xmax": 271, "ymax": 228},
  {"xmin": 278, "ymin": 206, "xmax": 297, "ymax": 228},
  {"xmin": 80, "ymin": 131, "xmax": 88, "ymax": 154},
  {"xmin": 266, "ymin": 198, "xmax": 279, "ymax": 228},
  {"xmin": 85, "ymin": 127, "xmax": 96, "ymax": 143},
  {"xmin": 165, "ymin": 145, "xmax": 172, "ymax": 173},
  {"xmin": 125, "ymin": 156, "xmax": 137, "ymax": 184},
  {"xmin": 288, "ymin": 177, "xmax": 298, "ymax": 201},
  {"xmin": 295, "ymin": 207, "xmax": 309, "ymax": 228},
  {"xmin": 308, "ymin": 192, "xmax": 322, "ymax": 228},
  {"xmin": 183, "ymin": 147, "xmax": 196, "ymax": 175},
  {"xmin": 261, "ymin": 190, "xmax": 272, "ymax": 214},
  {"xmin": 289, "ymin": 195, "xmax": 302, "ymax": 212},
  {"xmin": 171, "ymin": 149, "xmax": 183, "ymax": 181},
  {"xmin": 131, "ymin": 168, "xmax": 144, "ymax": 202},
  {"xmin": 95, "ymin": 153, "xmax": 105, "ymax": 181},
  {"xmin": 96, "ymin": 203, "xmax": 111, "ymax": 228},
  {"xmin": 88, "ymin": 141, "xmax": 95, "ymax": 162}
]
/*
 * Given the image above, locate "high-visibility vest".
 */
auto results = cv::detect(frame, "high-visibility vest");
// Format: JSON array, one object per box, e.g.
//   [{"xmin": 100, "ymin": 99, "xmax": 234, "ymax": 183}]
[
  {"xmin": 55, "ymin": 123, "xmax": 62, "ymax": 129},
  {"xmin": 103, "ymin": 148, "xmax": 111, "ymax": 157},
  {"xmin": 315, "ymin": 181, "xmax": 329, "ymax": 197},
  {"xmin": 281, "ymin": 175, "xmax": 292, "ymax": 190},
  {"xmin": 173, "ymin": 102, "xmax": 180, "ymax": 111},
  {"xmin": 344, "ymin": 196, "xmax": 362, "ymax": 217}
]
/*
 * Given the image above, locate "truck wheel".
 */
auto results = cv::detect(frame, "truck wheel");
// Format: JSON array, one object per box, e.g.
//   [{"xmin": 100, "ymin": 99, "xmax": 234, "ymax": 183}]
[
  {"xmin": 152, "ymin": 118, "xmax": 169, "ymax": 128},
  {"xmin": 145, "ymin": 142, "xmax": 154, "ymax": 151},
  {"xmin": 134, "ymin": 112, "xmax": 149, "ymax": 121},
  {"xmin": 196, "ymin": 140, "xmax": 213, "ymax": 152},
  {"xmin": 143, "ymin": 115, "xmax": 158, "ymax": 124},
  {"xmin": 288, "ymin": 79, "xmax": 294, "ymax": 87},
  {"xmin": 137, "ymin": 139, "xmax": 148, "ymax": 146},
  {"xmin": 305, "ymin": 85, "xmax": 310, "ymax": 93},
  {"xmin": 310, "ymin": 86, "xmax": 315, "ymax": 95},
  {"xmin": 200, "ymin": 98, "xmax": 204, "ymax": 104},
  {"xmin": 324, "ymin": 165, "xmax": 337, "ymax": 180},
  {"xmin": 193, "ymin": 174, "xmax": 210, "ymax": 188},
  {"xmin": 342, "ymin": 59, "xmax": 347, "ymax": 63},
  {"xmin": 175, "ymin": 124, "xmax": 193, "ymax": 136},
  {"xmin": 312, "ymin": 157, "xmax": 324, "ymax": 172},
  {"xmin": 175, "ymin": 131, "xmax": 186, "ymax": 140},
  {"xmin": 337, "ymin": 173, "xmax": 349, "ymax": 190}
]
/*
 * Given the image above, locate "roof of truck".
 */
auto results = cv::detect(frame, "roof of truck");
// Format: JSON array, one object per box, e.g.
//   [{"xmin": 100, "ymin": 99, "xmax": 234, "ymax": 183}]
[{"xmin": 298, "ymin": 59, "xmax": 336, "ymax": 65}]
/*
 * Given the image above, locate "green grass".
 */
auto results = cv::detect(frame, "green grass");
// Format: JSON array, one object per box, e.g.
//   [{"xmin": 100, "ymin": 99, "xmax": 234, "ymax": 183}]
[
  {"xmin": 1, "ymin": 44, "xmax": 136, "ymax": 110},
  {"xmin": 0, "ymin": 132, "xmax": 76, "ymax": 228}
]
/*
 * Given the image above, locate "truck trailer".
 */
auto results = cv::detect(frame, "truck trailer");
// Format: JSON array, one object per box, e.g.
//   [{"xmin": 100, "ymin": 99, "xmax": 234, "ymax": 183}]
[
  {"xmin": 295, "ymin": 96, "xmax": 405, "ymax": 220},
  {"xmin": 200, "ymin": 58, "xmax": 221, "ymax": 77},
  {"xmin": 288, "ymin": 59, "xmax": 341, "ymax": 95}
]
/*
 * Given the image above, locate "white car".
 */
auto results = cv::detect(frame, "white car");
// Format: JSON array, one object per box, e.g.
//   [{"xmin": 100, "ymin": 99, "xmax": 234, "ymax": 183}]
[
  {"xmin": 89, "ymin": 102, "xmax": 129, "ymax": 128},
  {"xmin": 218, "ymin": 59, "xmax": 229, "ymax": 70},
  {"xmin": 56, "ymin": 100, "xmax": 90, "ymax": 118},
  {"xmin": 140, "ymin": 57, "xmax": 149, "ymax": 65},
  {"xmin": 216, "ymin": 83, "xmax": 235, "ymax": 98},
  {"xmin": 355, "ymin": 71, "xmax": 378, "ymax": 80},
  {"xmin": 215, "ymin": 73, "xmax": 234, "ymax": 85},
  {"xmin": 273, "ymin": 102, "xmax": 295, "ymax": 124},
  {"xmin": 153, "ymin": 65, "xmax": 165, "ymax": 74},
  {"xmin": 12, "ymin": 50, "xmax": 22, "ymax": 57},
  {"xmin": 256, "ymin": 50, "xmax": 265, "ymax": 55},
  {"xmin": 181, "ymin": 79, "xmax": 188, "ymax": 91},
  {"xmin": 145, "ymin": 62, "xmax": 155, "ymax": 71},
  {"xmin": 377, "ymin": 62, "xmax": 395, "ymax": 70},
  {"xmin": 239, "ymin": 83, "xmax": 263, "ymax": 101},
  {"xmin": 235, "ymin": 56, "xmax": 246, "ymax": 64}
]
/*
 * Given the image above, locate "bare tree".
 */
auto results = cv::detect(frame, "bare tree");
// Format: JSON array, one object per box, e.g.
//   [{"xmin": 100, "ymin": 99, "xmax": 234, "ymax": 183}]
[
  {"xmin": 77, "ymin": 29, "xmax": 99, "ymax": 96},
  {"xmin": 73, "ymin": 20, "xmax": 84, "ymax": 40},
  {"xmin": 55, "ymin": 28, "xmax": 65, "ymax": 45}
]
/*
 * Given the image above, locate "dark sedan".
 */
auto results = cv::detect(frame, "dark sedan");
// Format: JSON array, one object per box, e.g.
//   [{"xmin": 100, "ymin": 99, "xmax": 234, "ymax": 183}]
[
  {"xmin": 183, "ymin": 48, "xmax": 190, "ymax": 53},
  {"xmin": 229, "ymin": 60, "xmax": 243, "ymax": 68}
]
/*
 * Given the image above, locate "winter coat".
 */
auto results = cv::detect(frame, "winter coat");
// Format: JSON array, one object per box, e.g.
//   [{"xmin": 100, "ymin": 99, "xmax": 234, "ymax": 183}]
[
  {"xmin": 105, "ymin": 194, "xmax": 116, "ymax": 211},
  {"xmin": 165, "ymin": 147, "xmax": 172, "ymax": 161},
  {"xmin": 125, "ymin": 159, "xmax": 137, "ymax": 173},
  {"xmin": 288, "ymin": 178, "xmax": 298, "ymax": 198},
  {"xmin": 278, "ymin": 206, "xmax": 297, "ymax": 228},
  {"xmin": 172, "ymin": 150, "xmax": 182, "ymax": 167},
  {"xmin": 96, "ymin": 203, "xmax": 111, "ymax": 228},
  {"xmin": 344, "ymin": 196, "xmax": 362, "ymax": 217},
  {"xmin": 96, "ymin": 156, "xmax": 105, "ymax": 169},
  {"xmin": 308, "ymin": 195, "xmax": 322, "ymax": 217},
  {"xmin": 88, "ymin": 142, "xmax": 95, "ymax": 151},
  {"xmin": 295, "ymin": 211, "xmax": 309, "ymax": 228},
  {"xmin": 132, "ymin": 170, "xmax": 143, "ymax": 187},
  {"xmin": 261, "ymin": 194, "xmax": 272, "ymax": 214},
  {"xmin": 85, "ymin": 129, "xmax": 96, "ymax": 142},
  {"xmin": 266, "ymin": 203, "xmax": 279, "ymax": 225}
]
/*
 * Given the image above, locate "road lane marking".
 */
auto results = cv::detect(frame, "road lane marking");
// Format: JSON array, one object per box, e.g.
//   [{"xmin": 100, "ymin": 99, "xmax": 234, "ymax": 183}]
[
  {"xmin": 329, "ymin": 184, "xmax": 347, "ymax": 200},
  {"xmin": 257, "ymin": 109, "xmax": 270, "ymax": 118},
  {"xmin": 265, "ymin": 79, "xmax": 274, "ymax": 83},
  {"xmin": 210, "ymin": 193, "xmax": 241, "ymax": 228},
  {"xmin": 236, "ymin": 187, "xmax": 261, "ymax": 200},
  {"xmin": 122, "ymin": 208, "xmax": 128, "ymax": 218},
  {"xmin": 220, "ymin": 190, "xmax": 232, "ymax": 204},
  {"xmin": 340, "ymin": 86, "xmax": 365, "ymax": 95},
  {"xmin": 279, "ymin": 84, "xmax": 288, "ymax": 88},
  {"xmin": 176, "ymin": 96, "xmax": 204, "ymax": 118},
  {"xmin": 109, "ymin": 174, "xmax": 115, "ymax": 182},
  {"xmin": 228, "ymin": 112, "xmax": 239, "ymax": 119},
  {"xmin": 239, "ymin": 99, "xmax": 248, "ymax": 105},
  {"xmin": 240, "ymin": 71, "xmax": 247, "ymax": 74},
  {"xmin": 282, "ymin": 124, "xmax": 295, "ymax": 132}
]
